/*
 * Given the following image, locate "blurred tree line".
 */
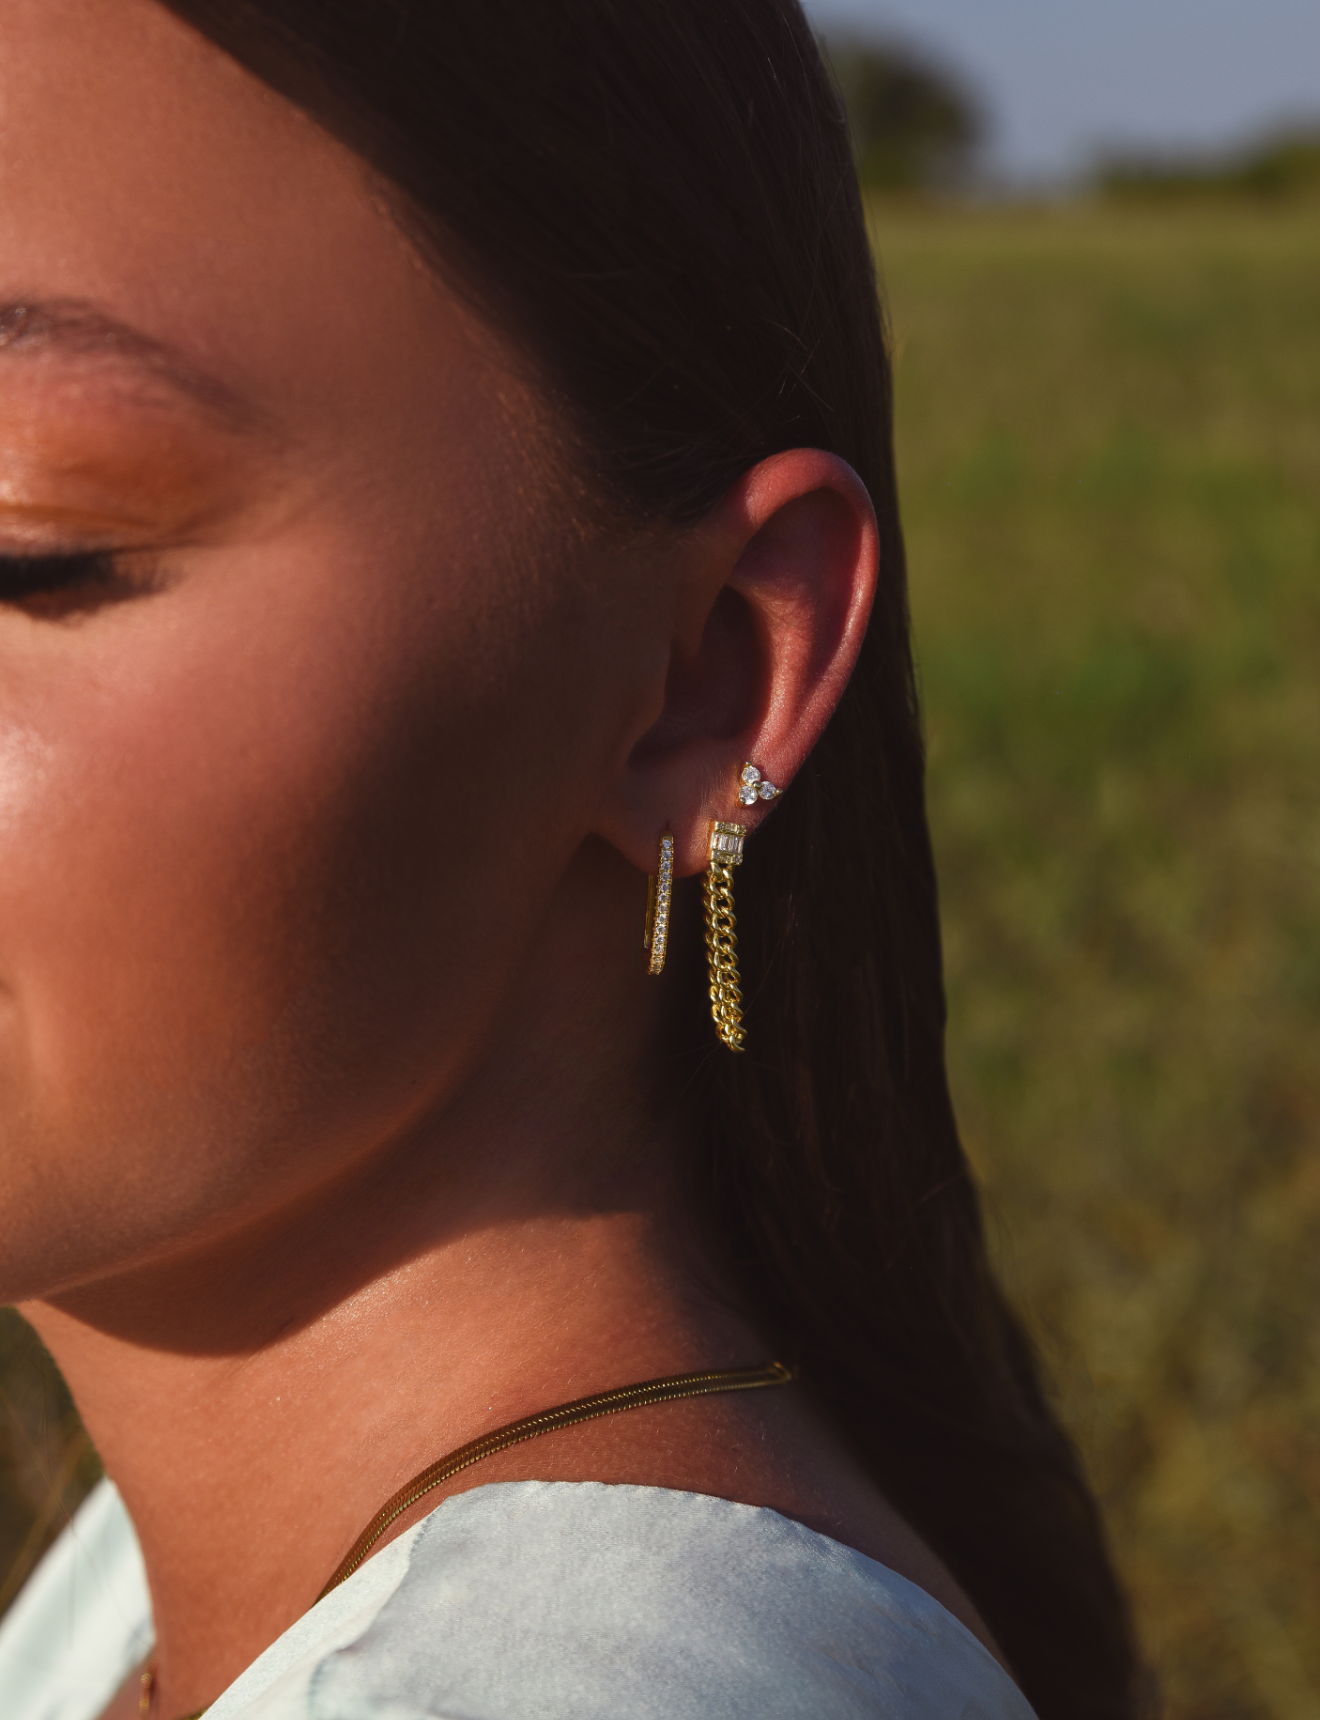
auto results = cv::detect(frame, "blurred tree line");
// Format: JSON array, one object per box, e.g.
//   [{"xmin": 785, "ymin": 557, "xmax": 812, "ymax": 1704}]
[
  {"xmin": 1099, "ymin": 127, "xmax": 1320, "ymax": 201},
  {"xmin": 819, "ymin": 34, "xmax": 984, "ymax": 193},
  {"xmin": 822, "ymin": 34, "xmax": 1320, "ymax": 205}
]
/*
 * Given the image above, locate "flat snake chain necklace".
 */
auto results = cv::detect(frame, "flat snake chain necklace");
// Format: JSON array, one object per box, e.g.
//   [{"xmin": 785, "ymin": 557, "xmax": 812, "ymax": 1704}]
[{"xmin": 138, "ymin": 1359, "xmax": 795, "ymax": 1720}]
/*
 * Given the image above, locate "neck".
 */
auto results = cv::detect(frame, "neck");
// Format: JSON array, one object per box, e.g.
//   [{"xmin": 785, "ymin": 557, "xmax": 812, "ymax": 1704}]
[
  {"xmin": 22, "ymin": 872, "xmax": 757, "ymax": 1715},
  {"xmin": 26, "ymin": 1149, "xmax": 756, "ymax": 1713}
]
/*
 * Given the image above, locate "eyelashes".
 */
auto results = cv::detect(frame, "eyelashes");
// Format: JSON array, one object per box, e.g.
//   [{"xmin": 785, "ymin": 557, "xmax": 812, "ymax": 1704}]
[
  {"xmin": 0, "ymin": 549, "xmax": 136, "ymax": 614},
  {"xmin": 0, "ymin": 550, "xmax": 119, "ymax": 600}
]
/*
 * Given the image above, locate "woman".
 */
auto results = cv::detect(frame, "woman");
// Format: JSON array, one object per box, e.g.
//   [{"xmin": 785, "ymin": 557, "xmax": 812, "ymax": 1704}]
[{"xmin": 0, "ymin": 1, "xmax": 1139, "ymax": 1716}]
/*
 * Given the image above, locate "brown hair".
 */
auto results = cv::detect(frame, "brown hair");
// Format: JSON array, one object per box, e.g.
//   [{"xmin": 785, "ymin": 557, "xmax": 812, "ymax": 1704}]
[{"xmin": 157, "ymin": 2, "xmax": 1140, "ymax": 1710}]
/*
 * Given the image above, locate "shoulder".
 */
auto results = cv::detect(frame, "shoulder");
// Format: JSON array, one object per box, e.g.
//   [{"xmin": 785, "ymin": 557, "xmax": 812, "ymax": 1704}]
[
  {"xmin": 0, "ymin": 1478, "xmax": 153, "ymax": 1720},
  {"xmin": 210, "ymin": 1481, "xmax": 1037, "ymax": 1720}
]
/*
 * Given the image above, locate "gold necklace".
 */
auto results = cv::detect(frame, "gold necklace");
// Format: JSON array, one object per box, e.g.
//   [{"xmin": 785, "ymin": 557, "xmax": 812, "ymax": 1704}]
[
  {"xmin": 138, "ymin": 1665, "xmax": 202, "ymax": 1720},
  {"xmin": 140, "ymin": 1359, "xmax": 795, "ymax": 1719}
]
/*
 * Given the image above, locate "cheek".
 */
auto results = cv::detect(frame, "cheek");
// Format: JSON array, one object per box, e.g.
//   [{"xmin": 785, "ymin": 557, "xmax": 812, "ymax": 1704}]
[{"xmin": 0, "ymin": 527, "xmax": 572, "ymax": 1289}]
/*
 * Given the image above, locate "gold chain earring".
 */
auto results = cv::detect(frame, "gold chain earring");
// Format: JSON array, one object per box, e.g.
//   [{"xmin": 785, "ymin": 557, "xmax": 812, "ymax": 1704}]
[
  {"xmin": 643, "ymin": 831, "xmax": 674, "ymax": 975},
  {"xmin": 704, "ymin": 821, "xmax": 747, "ymax": 1050},
  {"xmin": 703, "ymin": 763, "xmax": 783, "ymax": 1052}
]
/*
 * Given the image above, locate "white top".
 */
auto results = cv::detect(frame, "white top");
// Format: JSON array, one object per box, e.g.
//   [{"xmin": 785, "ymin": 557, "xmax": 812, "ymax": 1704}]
[{"xmin": 0, "ymin": 1477, "xmax": 1037, "ymax": 1720}]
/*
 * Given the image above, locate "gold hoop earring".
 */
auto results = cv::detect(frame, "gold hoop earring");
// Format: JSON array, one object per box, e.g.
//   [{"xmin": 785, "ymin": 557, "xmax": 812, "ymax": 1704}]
[
  {"xmin": 643, "ymin": 831, "xmax": 674, "ymax": 975},
  {"xmin": 704, "ymin": 821, "xmax": 747, "ymax": 1051}
]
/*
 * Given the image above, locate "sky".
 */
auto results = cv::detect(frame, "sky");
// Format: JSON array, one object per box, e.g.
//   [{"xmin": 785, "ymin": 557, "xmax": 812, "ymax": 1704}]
[{"xmin": 804, "ymin": 0, "xmax": 1320, "ymax": 184}]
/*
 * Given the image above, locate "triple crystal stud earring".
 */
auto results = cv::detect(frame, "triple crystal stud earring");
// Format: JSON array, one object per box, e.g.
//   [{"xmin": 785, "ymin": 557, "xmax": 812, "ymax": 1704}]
[
  {"xmin": 643, "ymin": 831, "xmax": 674, "ymax": 975},
  {"xmin": 737, "ymin": 761, "xmax": 782, "ymax": 807}
]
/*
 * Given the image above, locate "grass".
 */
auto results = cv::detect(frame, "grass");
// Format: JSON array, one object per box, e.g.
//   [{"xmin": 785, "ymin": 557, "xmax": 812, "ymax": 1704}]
[
  {"xmin": 2, "ymin": 198, "xmax": 1318, "ymax": 1715},
  {"xmin": 875, "ymin": 196, "xmax": 1320, "ymax": 1717}
]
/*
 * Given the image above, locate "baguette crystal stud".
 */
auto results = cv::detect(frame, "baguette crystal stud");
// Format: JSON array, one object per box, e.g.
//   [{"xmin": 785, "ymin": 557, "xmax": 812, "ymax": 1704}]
[{"xmin": 708, "ymin": 821, "xmax": 747, "ymax": 863}]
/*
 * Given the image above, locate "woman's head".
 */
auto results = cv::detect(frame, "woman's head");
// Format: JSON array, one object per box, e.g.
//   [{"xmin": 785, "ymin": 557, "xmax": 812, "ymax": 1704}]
[
  {"xmin": 0, "ymin": 0, "xmax": 877, "ymax": 1297},
  {"xmin": 0, "ymin": 1, "xmax": 1138, "ymax": 1711}
]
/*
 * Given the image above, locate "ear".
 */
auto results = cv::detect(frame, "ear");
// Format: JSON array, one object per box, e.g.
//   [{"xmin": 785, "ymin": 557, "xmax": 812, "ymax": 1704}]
[{"xmin": 596, "ymin": 448, "xmax": 878, "ymax": 876}]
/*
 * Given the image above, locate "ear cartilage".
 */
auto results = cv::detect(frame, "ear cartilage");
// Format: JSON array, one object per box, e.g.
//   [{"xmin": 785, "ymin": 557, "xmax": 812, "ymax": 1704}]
[{"xmin": 737, "ymin": 762, "xmax": 782, "ymax": 807}]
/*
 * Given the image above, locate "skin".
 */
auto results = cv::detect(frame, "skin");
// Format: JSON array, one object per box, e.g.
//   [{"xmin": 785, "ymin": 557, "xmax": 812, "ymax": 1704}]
[{"xmin": 0, "ymin": 2, "xmax": 1008, "ymax": 1713}]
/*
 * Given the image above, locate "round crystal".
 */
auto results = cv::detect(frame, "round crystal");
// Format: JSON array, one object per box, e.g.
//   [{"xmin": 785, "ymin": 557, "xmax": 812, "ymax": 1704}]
[
  {"xmin": 758, "ymin": 780, "xmax": 779, "ymax": 800},
  {"xmin": 740, "ymin": 764, "xmax": 761, "ymax": 785},
  {"xmin": 738, "ymin": 784, "xmax": 758, "ymax": 805}
]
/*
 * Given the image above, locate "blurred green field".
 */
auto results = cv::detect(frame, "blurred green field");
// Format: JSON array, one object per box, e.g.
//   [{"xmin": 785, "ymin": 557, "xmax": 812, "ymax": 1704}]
[
  {"xmin": 3, "ymin": 199, "xmax": 1318, "ymax": 1715},
  {"xmin": 877, "ymin": 197, "xmax": 1320, "ymax": 1717}
]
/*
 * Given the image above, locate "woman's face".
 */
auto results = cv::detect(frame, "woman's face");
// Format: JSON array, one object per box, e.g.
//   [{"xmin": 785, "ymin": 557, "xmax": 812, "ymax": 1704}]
[{"xmin": 0, "ymin": 0, "xmax": 662, "ymax": 1302}]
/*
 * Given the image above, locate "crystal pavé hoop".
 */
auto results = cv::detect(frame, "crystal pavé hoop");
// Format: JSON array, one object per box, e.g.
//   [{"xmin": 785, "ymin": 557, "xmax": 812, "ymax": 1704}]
[{"xmin": 643, "ymin": 831, "xmax": 674, "ymax": 975}]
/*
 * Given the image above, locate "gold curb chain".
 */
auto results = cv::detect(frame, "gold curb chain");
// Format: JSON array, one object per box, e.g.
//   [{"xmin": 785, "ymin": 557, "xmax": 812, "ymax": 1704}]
[{"xmin": 703, "ymin": 855, "xmax": 747, "ymax": 1052}]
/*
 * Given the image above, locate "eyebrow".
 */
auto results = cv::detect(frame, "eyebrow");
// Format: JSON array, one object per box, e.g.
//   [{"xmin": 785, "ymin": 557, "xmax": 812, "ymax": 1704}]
[{"xmin": 0, "ymin": 298, "xmax": 263, "ymax": 432}]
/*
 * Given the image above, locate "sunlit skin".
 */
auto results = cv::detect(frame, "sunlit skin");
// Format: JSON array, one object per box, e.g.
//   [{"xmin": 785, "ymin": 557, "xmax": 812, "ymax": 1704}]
[{"xmin": 0, "ymin": 2, "xmax": 1004, "ymax": 1712}]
